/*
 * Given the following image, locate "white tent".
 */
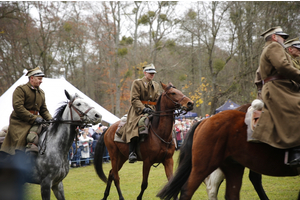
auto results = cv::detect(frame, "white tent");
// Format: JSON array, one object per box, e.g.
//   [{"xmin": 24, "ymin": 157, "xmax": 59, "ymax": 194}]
[{"xmin": 0, "ymin": 73, "xmax": 120, "ymax": 129}]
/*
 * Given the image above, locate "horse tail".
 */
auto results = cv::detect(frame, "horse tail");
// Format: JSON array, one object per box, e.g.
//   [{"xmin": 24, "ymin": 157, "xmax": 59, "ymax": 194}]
[
  {"xmin": 93, "ymin": 129, "xmax": 108, "ymax": 183},
  {"xmin": 157, "ymin": 120, "xmax": 201, "ymax": 200}
]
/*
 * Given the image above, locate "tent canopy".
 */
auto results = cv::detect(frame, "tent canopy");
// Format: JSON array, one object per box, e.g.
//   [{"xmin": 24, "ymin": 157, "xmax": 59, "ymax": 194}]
[
  {"xmin": 215, "ymin": 99, "xmax": 240, "ymax": 114},
  {"xmin": 175, "ymin": 111, "xmax": 198, "ymax": 119},
  {"xmin": 0, "ymin": 73, "xmax": 120, "ymax": 129}
]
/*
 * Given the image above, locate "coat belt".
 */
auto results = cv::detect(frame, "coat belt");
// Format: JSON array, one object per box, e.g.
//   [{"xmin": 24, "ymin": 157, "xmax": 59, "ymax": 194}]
[
  {"xmin": 28, "ymin": 110, "xmax": 39, "ymax": 115},
  {"xmin": 263, "ymin": 74, "xmax": 287, "ymax": 85},
  {"xmin": 141, "ymin": 100, "xmax": 157, "ymax": 106}
]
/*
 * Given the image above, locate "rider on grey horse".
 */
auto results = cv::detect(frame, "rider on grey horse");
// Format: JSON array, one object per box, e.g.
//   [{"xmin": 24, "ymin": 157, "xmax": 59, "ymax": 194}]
[{"xmin": 0, "ymin": 67, "xmax": 52, "ymax": 158}]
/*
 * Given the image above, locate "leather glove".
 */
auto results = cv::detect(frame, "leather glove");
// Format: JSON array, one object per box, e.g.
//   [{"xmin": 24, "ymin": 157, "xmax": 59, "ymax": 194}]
[
  {"xmin": 35, "ymin": 117, "xmax": 44, "ymax": 124},
  {"xmin": 143, "ymin": 107, "xmax": 154, "ymax": 114}
]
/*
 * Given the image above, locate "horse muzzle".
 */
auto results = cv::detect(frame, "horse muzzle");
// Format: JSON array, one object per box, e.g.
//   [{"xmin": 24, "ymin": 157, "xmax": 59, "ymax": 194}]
[{"xmin": 181, "ymin": 101, "xmax": 194, "ymax": 112}]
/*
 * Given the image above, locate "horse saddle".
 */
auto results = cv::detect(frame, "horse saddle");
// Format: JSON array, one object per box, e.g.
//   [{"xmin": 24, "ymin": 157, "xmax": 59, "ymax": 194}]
[
  {"xmin": 114, "ymin": 114, "xmax": 151, "ymax": 143},
  {"xmin": 26, "ymin": 124, "xmax": 48, "ymax": 154},
  {"xmin": 251, "ymin": 110, "xmax": 261, "ymax": 131},
  {"xmin": 245, "ymin": 99, "xmax": 263, "ymax": 142}
]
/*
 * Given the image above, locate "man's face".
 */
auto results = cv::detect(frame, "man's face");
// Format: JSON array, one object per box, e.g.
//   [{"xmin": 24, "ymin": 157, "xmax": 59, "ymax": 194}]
[
  {"xmin": 30, "ymin": 76, "xmax": 43, "ymax": 88},
  {"xmin": 275, "ymin": 34, "xmax": 286, "ymax": 46},
  {"xmin": 289, "ymin": 46, "xmax": 300, "ymax": 57},
  {"xmin": 144, "ymin": 72, "xmax": 155, "ymax": 81}
]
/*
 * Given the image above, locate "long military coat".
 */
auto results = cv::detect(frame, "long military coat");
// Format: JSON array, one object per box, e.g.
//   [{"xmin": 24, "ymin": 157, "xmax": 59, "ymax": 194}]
[
  {"xmin": 1, "ymin": 82, "xmax": 52, "ymax": 154},
  {"xmin": 252, "ymin": 41, "xmax": 300, "ymax": 149},
  {"xmin": 119, "ymin": 76, "xmax": 160, "ymax": 143}
]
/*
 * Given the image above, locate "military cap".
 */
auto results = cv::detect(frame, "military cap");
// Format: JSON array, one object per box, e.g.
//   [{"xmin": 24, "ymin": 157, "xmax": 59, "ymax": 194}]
[
  {"xmin": 143, "ymin": 63, "xmax": 157, "ymax": 74},
  {"xmin": 260, "ymin": 26, "xmax": 289, "ymax": 40},
  {"xmin": 26, "ymin": 67, "xmax": 45, "ymax": 77},
  {"xmin": 284, "ymin": 37, "xmax": 300, "ymax": 49}
]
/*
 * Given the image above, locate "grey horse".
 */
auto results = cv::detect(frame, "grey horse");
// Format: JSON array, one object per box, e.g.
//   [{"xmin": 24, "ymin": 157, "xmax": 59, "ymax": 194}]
[{"xmin": 24, "ymin": 90, "xmax": 102, "ymax": 199}]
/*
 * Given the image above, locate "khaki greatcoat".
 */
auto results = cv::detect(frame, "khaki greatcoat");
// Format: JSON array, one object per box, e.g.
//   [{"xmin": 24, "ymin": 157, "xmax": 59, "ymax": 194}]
[
  {"xmin": 253, "ymin": 41, "xmax": 300, "ymax": 149},
  {"xmin": 119, "ymin": 76, "xmax": 160, "ymax": 143},
  {"xmin": 1, "ymin": 82, "xmax": 52, "ymax": 154}
]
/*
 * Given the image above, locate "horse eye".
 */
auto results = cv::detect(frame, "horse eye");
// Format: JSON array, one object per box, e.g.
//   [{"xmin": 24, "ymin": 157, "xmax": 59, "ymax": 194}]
[
  {"xmin": 171, "ymin": 93, "xmax": 176, "ymax": 95},
  {"xmin": 76, "ymin": 103, "xmax": 81, "ymax": 106}
]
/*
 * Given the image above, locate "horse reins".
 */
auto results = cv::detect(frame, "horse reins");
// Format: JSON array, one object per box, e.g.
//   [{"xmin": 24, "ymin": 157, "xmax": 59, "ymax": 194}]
[
  {"xmin": 68, "ymin": 97, "xmax": 94, "ymax": 123},
  {"xmin": 149, "ymin": 86, "xmax": 188, "ymax": 167},
  {"xmin": 39, "ymin": 97, "xmax": 95, "ymax": 155}
]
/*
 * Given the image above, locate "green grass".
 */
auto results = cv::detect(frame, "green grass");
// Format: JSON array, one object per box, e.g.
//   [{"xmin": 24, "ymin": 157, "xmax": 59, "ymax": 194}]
[{"xmin": 24, "ymin": 151, "xmax": 299, "ymax": 199}]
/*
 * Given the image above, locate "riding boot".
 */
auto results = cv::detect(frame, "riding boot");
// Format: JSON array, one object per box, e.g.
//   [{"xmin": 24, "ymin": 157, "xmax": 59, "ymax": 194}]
[
  {"xmin": 128, "ymin": 137, "xmax": 138, "ymax": 163},
  {"xmin": 287, "ymin": 147, "xmax": 300, "ymax": 166}
]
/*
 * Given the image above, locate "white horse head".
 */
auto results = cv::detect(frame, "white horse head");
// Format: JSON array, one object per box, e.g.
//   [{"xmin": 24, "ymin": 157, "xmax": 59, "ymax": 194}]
[{"xmin": 64, "ymin": 90, "xmax": 102, "ymax": 125}]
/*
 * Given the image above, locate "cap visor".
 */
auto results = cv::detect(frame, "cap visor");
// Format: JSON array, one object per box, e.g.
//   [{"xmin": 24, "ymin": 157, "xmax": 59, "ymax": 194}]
[
  {"xmin": 276, "ymin": 33, "xmax": 289, "ymax": 39},
  {"xmin": 293, "ymin": 44, "xmax": 300, "ymax": 49},
  {"xmin": 145, "ymin": 70, "xmax": 157, "ymax": 74},
  {"xmin": 33, "ymin": 73, "xmax": 45, "ymax": 77}
]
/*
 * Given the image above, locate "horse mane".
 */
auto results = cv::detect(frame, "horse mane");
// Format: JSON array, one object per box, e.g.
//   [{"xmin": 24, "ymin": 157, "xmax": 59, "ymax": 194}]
[
  {"xmin": 153, "ymin": 84, "xmax": 176, "ymax": 126},
  {"xmin": 51, "ymin": 102, "xmax": 68, "ymax": 133}
]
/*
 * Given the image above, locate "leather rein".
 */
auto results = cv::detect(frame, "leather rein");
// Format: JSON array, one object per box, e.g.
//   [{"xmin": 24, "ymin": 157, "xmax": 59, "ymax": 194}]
[
  {"xmin": 39, "ymin": 97, "xmax": 95, "ymax": 155},
  {"xmin": 149, "ymin": 86, "xmax": 188, "ymax": 167},
  {"xmin": 152, "ymin": 86, "xmax": 188, "ymax": 117},
  {"xmin": 41, "ymin": 97, "xmax": 95, "ymax": 126}
]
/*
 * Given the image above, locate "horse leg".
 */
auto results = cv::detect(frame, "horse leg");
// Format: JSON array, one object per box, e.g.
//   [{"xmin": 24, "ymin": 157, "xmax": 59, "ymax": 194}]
[
  {"xmin": 52, "ymin": 181, "xmax": 65, "ymax": 200},
  {"xmin": 248, "ymin": 170, "xmax": 269, "ymax": 200},
  {"xmin": 40, "ymin": 177, "xmax": 52, "ymax": 200},
  {"xmin": 111, "ymin": 156, "xmax": 127, "ymax": 200},
  {"xmin": 102, "ymin": 169, "xmax": 114, "ymax": 200},
  {"xmin": 137, "ymin": 161, "xmax": 151, "ymax": 200},
  {"xmin": 162, "ymin": 157, "xmax": 178, "ymax": 200},
  {"xmin": 221, "ymin": 162, "xmax": 245, "ymax": 200},
  {"xmin": 204, "ymin": 168, "xmax": 225, "ymax": 200}
]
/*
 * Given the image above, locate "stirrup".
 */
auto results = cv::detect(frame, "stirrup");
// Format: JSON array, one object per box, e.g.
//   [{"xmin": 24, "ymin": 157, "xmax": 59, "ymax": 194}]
[{"xmin": 128, "ymin": 152, "xmax": 137, "ymax": 163}]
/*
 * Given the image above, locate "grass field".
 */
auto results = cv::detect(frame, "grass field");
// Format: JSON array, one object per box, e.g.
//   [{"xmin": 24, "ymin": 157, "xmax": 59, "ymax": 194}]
[{"xmin": 24, "ymin": 151, "xmax": 299, "ymax": 200}]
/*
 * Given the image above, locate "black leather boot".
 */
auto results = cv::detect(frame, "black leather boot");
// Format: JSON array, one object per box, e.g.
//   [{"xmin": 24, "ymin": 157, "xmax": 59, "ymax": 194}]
[
  {"xmin": 287, "ymin": 147, "xmax": 300, "ymax": 166},
  {"xmin": 128, "ymin": 137, "xmax": 138, "ymax": 163}
]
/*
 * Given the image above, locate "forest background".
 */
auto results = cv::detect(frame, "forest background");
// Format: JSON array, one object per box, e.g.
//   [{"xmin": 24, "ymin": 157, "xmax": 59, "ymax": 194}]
[{"xmin": 1, "ymin": 1, "xmax": 300, "ymax": 118}]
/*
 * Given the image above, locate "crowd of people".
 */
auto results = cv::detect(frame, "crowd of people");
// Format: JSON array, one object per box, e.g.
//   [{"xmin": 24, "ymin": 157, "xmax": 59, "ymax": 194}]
[
  {"xmin": 174, "ymin": 115, "xmax": 210, "ymax": 149},
  {"xmin": 68, "ymin": 123, "xmax": 109, "ymax": 168}
]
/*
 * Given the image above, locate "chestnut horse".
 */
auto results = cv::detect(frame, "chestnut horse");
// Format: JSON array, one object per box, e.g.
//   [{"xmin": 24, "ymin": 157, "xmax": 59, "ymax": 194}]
[
  {"xmin": 157, "ymin": 108, "xmax": 300, "ymax": 200},
  {"xmin": 203, "ymin": 104, "xmax": 269, "ymax": 200},
  {"xmin": 94, "ymin": 82, "xmax": 194, "ymax": 200}
]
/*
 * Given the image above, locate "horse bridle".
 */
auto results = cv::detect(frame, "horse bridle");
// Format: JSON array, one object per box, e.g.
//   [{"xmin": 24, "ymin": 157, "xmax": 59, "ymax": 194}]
[
  {"xmin": 39, "ymin": 97, "xmax": 95, "ymax": 155},
  {"xmin": 152, "ymin": 86, "xmax": 188, "ymax": 116},
  {"xmin": 68, "ymin": 97, "xmax": 94, "ymax": 124}
]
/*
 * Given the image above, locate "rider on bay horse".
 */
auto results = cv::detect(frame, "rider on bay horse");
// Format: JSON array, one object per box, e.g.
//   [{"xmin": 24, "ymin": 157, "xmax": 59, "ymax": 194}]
[
  {"xmin": 0, "ymin": 67, "xmax": 52, "ymax": 159},
  {"xmin": 117, "ymin": 63, "xmax": 160, "ymax": 163},
  {"xmin": 252, "ymin": 26, "xmax": 300, "ymax": 166}
]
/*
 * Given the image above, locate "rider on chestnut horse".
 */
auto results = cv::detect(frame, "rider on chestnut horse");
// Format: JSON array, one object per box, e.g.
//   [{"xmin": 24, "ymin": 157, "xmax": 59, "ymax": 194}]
[{"xmin": 117, "ymin": 63, "xmax": 160, "ymax": 163}]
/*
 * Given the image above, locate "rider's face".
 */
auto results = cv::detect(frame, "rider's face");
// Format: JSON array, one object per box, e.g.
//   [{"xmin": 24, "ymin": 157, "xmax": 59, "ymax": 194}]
[
  {"xmin": 144, "ymin": 72, "xmax": 155, "ymax": 81},
  {"xmin": 30, "ymin": 76, "xmax": 43, "ymax": 88}
]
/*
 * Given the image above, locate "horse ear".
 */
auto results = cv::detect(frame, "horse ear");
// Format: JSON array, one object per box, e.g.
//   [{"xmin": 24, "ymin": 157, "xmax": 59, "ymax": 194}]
[
  {"xmin": 168, "ymin": 82, "xmax": 174, "ymax": 87},
  {"xmin": 160, "ymin": 81, "xmax": 167, "ymax": 90},
  {"xmin": 65, "ymin": 90, "xmax": 71, "ymax": 100}
]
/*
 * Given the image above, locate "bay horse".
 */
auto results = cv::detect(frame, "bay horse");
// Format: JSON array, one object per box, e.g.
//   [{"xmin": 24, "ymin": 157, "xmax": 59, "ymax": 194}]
[
  {"xmin": 157, "ymin": 107, "xmax": 300, "ymax": 200},
  {"xmin": 94, "ymin": 82, "xmax": 194, "ymax": 200},
  {"xmin": 15, "ymin": 90, "xmax": 101, "ymax": 200},
  {"xmin": 203, "ymin": 104, "xmax": 269, "ymax": 200}
]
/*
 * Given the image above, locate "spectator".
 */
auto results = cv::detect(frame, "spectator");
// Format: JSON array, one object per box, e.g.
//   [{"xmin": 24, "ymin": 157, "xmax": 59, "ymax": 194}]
[
  {"xmin": 175, "ymin": 121, "xmax": 183, "ymax": 150},
  {"xmin": 91, "ymin": 126, "xmax": 103, "ymax": 157},
  {"xmin": 70, "ymin": 133, "xmax": 81, "ymax": 168},
  {"xmin": 79, "ymin": 128, "xmax": 93, "ymax": 166}
]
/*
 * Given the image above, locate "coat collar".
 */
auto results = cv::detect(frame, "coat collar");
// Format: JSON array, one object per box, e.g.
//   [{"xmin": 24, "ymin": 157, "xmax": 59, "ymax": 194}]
[
  {"xmin": 264, "ymin": 40, "xmax": 285, "ymax": 49},
  {"xmin": 26, "ymin": 82, "xmax": 40, "ymax": 92},
  {"xmin": 142, "ymin": 76, "xmax": 155, "ymax": 90}
]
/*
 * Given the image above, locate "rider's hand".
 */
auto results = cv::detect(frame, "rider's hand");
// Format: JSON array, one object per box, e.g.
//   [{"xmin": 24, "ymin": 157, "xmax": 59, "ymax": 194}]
[
  {"xmin": 35, "ymin": 117, "xmax": 44, "ymax": 124},
  {"xmin": 143, "ymin": 107, "xmax": 154, "ymax": 114}
]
